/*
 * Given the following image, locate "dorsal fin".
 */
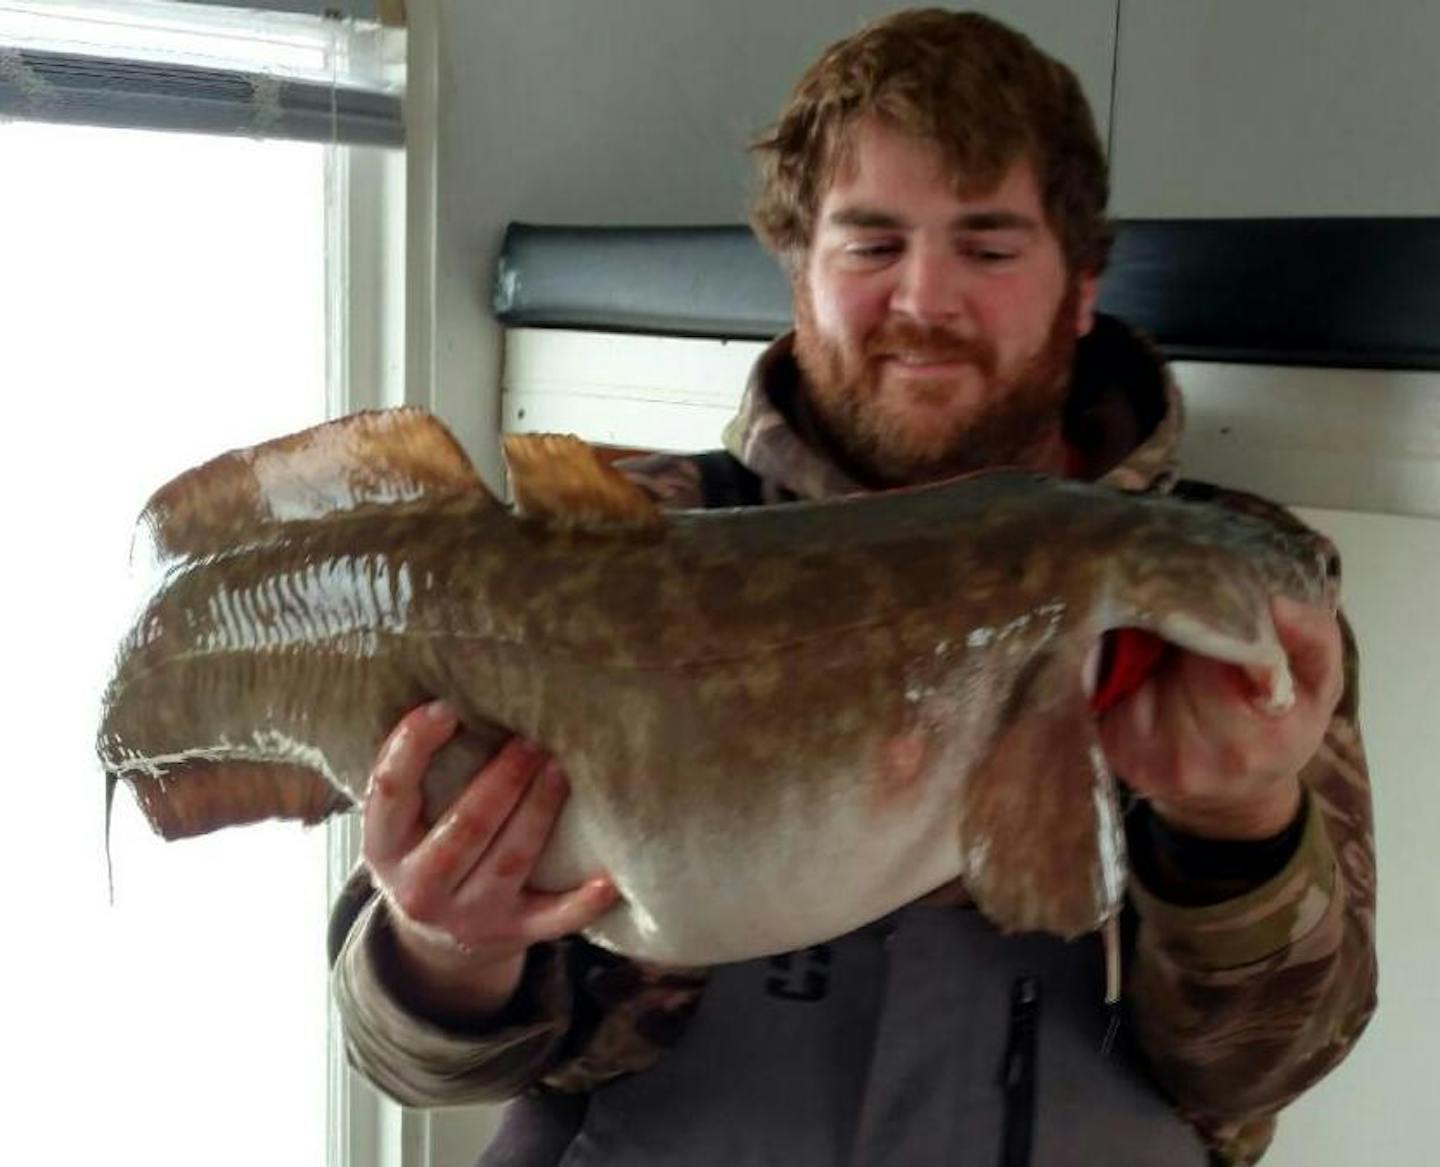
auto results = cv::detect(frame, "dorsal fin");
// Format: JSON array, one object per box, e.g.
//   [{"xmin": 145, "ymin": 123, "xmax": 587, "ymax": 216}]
[
  {"xmin": 503, "ymin": 433, "xmax": 663, "ymax": 532},
  {"xmin": 137, "ymin": 408, "xmax": 491, "ymax": 567}
]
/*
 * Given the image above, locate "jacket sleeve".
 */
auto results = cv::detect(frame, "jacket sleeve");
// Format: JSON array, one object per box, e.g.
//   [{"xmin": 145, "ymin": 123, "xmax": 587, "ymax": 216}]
[
  {"xmin": 328, "ymin": 867, "xmax": 577, "ymax": 1106},
  {"xmin": 329, "ymin": 849, "xmax": 707, "ymax": 1106},
  {"xmin": 1125, "ymin": 612, "xmax": 1378, "ymax": 1165}
]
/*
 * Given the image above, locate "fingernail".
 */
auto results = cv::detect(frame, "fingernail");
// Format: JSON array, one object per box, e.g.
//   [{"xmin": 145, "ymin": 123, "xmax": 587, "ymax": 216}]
[{"xmin": 426, "ymin": 699, "xmax": 457, "ymax": 724}]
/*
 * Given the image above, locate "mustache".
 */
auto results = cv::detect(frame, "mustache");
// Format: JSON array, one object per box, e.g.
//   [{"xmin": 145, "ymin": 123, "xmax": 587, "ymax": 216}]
[{"xmin": 863, "ymin": 320, "xmax": 997, "ymax": 374}]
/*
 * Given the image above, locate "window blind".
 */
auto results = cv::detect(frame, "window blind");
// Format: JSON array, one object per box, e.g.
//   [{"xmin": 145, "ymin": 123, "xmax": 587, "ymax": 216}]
[{"xmin": 0, "ymin": 0, "xmax": 403, "ymax": 146}]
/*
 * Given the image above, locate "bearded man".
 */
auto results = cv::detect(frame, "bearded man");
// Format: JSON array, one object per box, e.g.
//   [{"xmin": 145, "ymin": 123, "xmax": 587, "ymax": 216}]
[{"xmin": 330, "ymin": 10, "xmax": 1376, "ymax": 1165}]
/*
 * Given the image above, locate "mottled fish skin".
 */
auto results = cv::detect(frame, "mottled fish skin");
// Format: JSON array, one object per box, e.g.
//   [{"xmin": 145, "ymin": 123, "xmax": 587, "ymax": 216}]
[{"xmin": 96, "ymin": 410, "xmax": 1339, "ymax": 965}]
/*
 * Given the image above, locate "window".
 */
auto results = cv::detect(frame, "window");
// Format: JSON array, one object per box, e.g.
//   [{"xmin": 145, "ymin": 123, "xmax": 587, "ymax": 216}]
[{"xmin": 0, "ymin": 8, "xmax": 404, "ymax": 1166}]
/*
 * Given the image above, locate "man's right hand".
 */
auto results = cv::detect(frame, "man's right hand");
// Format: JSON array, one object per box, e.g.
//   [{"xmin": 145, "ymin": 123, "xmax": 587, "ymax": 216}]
[{"xmin": 361, "ymin": 699, "xmax": 618, "ymax": 1023}]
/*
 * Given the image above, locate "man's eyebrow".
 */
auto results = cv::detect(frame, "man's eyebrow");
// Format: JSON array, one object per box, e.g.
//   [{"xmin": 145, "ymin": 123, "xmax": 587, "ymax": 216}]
[
  {"xmin": 825, "ymin": 206, "xmax": 1040, "ymax": 232},
  {"xmin": 953, "ymin": 211, "xmax": 1039, "ymax": 233},
  {"xmin": 827, "ymin": 206, "xmax": 907, "ymax": 230}
]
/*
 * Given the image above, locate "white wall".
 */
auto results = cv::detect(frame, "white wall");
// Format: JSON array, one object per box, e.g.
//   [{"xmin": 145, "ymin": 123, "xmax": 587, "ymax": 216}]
[
  {"xmin": 1267, "ymin": 508, "xmax": 1440, "ymax": 1166},
  {"xmin": 1108, "ymin": 0, "xmax": 1440, "ymax": 217}
]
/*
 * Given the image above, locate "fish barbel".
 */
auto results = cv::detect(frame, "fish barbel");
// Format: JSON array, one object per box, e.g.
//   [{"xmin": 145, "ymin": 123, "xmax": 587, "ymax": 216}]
[{"xmin": 96, "ymin": 409, "xmax": 1338, "ymax": 967}]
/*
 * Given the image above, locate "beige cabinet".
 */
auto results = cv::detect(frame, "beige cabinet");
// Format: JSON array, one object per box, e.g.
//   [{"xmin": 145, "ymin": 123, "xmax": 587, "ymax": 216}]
[{"xmin": 1110, "ymin": 0, "xmax": 1440, "ymax": 216}]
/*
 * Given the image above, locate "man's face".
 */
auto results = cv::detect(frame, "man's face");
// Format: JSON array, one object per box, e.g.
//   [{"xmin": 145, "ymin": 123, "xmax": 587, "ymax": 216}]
[{"xmin": 794, "ymin": 118, "xmax": 1099, "ymax": 485}]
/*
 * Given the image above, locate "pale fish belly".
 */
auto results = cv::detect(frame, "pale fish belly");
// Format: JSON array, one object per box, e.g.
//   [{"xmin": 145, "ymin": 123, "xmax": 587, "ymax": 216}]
[{"xmin": 529, "ymin": 743, "xmax": 970, "ymax": 968}]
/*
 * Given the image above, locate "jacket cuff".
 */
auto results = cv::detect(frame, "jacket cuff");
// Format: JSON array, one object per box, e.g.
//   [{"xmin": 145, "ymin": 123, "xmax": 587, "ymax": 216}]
[
  {"xmin": 1128, "ymin": 793, "xmax": 1338, "ymax": 972},
  {"xmin": 332, "ymin": 896, "xmax": 572, "ymax": 1106},
  {"xmin": 1126, "ymin": 791, "xmax": 1309, "ymax": 907}
]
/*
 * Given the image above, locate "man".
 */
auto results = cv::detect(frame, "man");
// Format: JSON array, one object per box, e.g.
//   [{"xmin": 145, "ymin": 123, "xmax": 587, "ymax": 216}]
[{"xmin": 330, "ymin": 10, "xmax": 1376, "ymax": 1164}]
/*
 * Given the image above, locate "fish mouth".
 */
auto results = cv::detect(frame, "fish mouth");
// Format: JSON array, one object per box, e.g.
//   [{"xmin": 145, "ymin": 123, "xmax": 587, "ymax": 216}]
[{"xmin": 1086, "ymin": 629, "xmax": 1172, "ymax": 715}]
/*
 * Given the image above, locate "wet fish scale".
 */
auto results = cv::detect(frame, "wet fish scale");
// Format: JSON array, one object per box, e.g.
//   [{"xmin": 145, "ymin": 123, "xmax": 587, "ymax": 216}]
[{"xmin": 96, "ymin": 410, "xmax": 1338, "ymax": 967}]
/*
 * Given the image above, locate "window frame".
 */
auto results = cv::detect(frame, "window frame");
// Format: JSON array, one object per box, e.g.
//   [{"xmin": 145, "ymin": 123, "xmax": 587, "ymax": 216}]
[{"xmin": 326, "ymin": 9, "xmax": 428, "ymax": 1167}]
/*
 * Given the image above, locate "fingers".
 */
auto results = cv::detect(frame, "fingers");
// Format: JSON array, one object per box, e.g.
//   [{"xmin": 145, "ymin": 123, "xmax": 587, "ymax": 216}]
[
  {"xmin": 1099, "ymin": 648, "xmax": 1269, "ymax": 800},
  {"xmin": 1099, "ymin": 597, "xmax": 1344, "ymax": 837},
  {"xmin": 453, "ymin": 758, "xmax": 570, "ymax": 892},
  {"xmin": 1271, "ymin": 596, "xmax": 1344, "ymax": 714},
  {"xmin": 447, "ymin": 758, "xmax": 595, "ymax": 937},
  {"xmin": 363, "ymin": 699, "xmax": 461, "ymax": 868},
  {"xmin": 360, "ymin": 702, "xmax": 617, "ymax": 956},
  {"xmin": 518, "ymin": 878, "xmax": 620, "ymax": 946},
  {"xmin": 439, "ymin": 758, "xmax": 622, "ymax": 951},
  {"xmin": 1096, "ymin": 673, "xmax": 1179, "ymax": 794},
  {"xmin": 407, "ymin": 738, "xmax": 550, "ymax": 897}
]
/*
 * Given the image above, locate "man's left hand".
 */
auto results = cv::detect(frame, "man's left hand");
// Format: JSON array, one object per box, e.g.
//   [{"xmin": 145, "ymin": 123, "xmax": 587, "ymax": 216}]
[{"xmin": 1097, "ymin": 596, "xmax": 1345, "ymax": 840}]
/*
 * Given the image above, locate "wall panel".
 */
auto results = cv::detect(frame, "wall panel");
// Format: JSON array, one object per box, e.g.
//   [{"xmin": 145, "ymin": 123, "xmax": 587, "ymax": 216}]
[{"xmin": 1110, "ymin": 0, "xmax": 1440, "ymax": 216}]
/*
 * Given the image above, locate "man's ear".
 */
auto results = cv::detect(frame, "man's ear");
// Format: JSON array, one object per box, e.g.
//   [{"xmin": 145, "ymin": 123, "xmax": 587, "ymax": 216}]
[{"xmin": 1073, "ymin": 271, "xmax": 1100, "ymax": 337}]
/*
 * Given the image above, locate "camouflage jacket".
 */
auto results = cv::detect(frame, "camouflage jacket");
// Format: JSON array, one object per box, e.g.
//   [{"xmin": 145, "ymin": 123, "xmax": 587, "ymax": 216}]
[{"xmin": 329, "ymin": 315, "xmax": 1377, "ymax": 1165}]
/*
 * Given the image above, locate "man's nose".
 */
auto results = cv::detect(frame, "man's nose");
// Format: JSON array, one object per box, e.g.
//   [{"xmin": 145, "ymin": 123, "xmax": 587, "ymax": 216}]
[{"xmin": 890, "ymin": 248, "xmax": 971, "ymax": 325}]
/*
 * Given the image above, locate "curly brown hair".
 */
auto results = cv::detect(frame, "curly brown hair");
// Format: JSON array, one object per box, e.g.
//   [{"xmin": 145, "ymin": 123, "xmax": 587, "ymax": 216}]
[{"xmin": 751, "ymin": 8, "xmax": 1112, "ymax": 277}]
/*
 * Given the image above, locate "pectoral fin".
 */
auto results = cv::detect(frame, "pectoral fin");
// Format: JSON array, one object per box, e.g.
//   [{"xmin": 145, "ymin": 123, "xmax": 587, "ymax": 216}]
[
  {"xmin": 960, "ymin": 648, "xmax": 1126, "ymax": 941},
  {"xmin": 504, "ymin": 433, "xmax": 664, "ymax": 532},
  {"xmin": 136, "ymin": 408, "xmax": 490, "ymax": 568}
]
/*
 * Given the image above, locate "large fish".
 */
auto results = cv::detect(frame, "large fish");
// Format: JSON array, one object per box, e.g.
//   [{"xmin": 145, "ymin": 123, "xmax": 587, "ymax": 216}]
[{"xmin": 96, "ymin": 408, "xmax": 1337, "ymax": 972}]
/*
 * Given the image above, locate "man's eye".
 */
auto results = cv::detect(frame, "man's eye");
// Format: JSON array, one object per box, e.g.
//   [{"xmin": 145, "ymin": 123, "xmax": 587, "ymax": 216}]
[
  {"xmin": 968, "ymin": 247, "xmax": 1016, "ymax": 263},
  {"xmin": 846, "ymin": 242, "xmax": 900, "ymax": 260}
]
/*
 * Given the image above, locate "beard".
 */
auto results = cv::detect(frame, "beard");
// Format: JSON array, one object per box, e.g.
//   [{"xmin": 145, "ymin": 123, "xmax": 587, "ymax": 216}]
[{"xmin": 792, "ymin": 282, "xmax": 1081, "ymax": 486}]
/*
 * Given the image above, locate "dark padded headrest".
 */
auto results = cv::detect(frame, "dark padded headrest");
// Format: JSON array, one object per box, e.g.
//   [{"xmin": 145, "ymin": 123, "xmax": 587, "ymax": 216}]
[{"xmin": 494, "ymin": 218, "xmax": 1440, "ymax": 371}]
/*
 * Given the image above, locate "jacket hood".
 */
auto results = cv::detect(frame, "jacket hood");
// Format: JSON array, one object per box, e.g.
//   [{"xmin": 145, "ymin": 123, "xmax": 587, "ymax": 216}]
[{"xmin": 721, "ymin": 313, "xmax": 1184, "ymax": 501}]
